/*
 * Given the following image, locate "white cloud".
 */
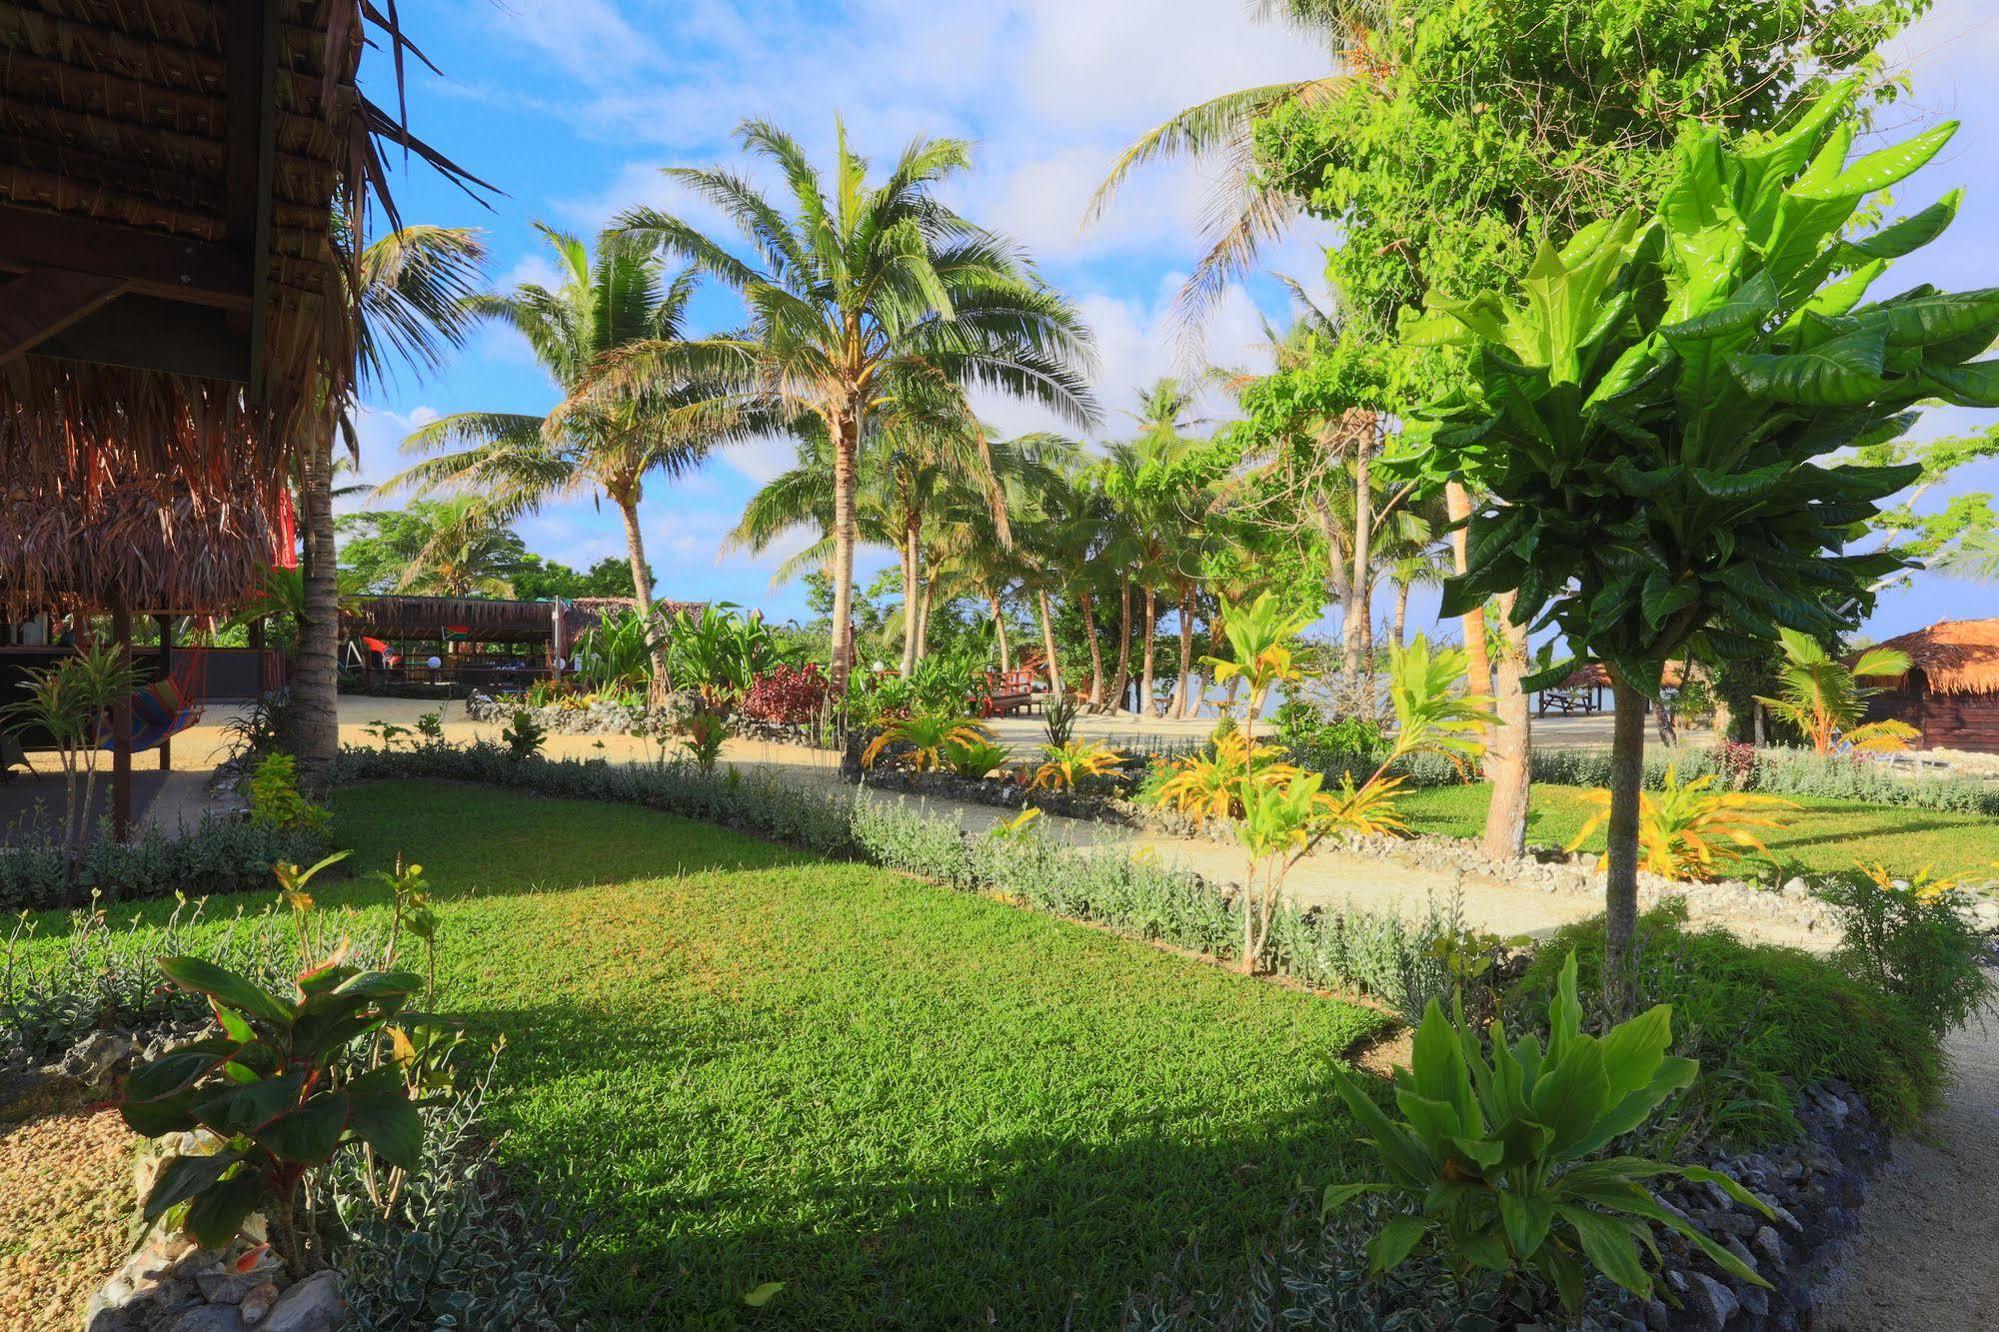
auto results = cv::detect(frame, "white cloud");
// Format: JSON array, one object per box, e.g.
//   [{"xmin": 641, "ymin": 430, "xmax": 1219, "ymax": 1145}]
[{"xmin": 342, "ymin": 404, "xmax": 442, "ymax": 512}]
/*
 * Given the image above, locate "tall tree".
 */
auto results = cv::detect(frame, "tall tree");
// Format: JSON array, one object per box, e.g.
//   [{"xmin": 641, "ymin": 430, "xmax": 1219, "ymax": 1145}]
[
  {"xmin": 1398, "ymin": 90, "xmax": 1993, "ymax": 1008},
  {"xmin": 383, "ymin": 225, "xmax": 721, "ymax": 691},
  {"xmin": 592, "ymin": 119, "xmax": 1098, "ymax": 696},
  {"xmin": 336, "ymin": 498, "xmax": 526, "ymax": 597},
  {"xmin": 297, "ymin": 225, "xmax": 487, "ymax": 787}
]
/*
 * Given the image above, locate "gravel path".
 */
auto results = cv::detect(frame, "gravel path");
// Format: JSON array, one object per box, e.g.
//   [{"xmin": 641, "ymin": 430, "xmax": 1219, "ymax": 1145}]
[{"xmin": 1815, "ymin": 991, "xmax": 1999, "ymax": 1330}]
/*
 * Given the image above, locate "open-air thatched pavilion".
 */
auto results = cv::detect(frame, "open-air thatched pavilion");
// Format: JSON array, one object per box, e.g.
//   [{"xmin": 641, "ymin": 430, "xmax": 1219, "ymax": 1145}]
[
  {"xmin": 1859, "ymin": 617, "xmax": 1999, "ymax": 753},
  {"xmin": 0, "ymin": 1, "xmax": 451, "ymax": 835}
]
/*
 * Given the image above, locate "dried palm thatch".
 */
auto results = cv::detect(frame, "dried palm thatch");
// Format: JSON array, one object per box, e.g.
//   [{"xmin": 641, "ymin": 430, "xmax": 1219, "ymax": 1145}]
[
  {"xmin": 0, "ymin": 0, "xmax": 491, "ymax": 615},
  {"xmin": 1858, "ymin": 618, "xmax": 1999, "ymax": 697}
]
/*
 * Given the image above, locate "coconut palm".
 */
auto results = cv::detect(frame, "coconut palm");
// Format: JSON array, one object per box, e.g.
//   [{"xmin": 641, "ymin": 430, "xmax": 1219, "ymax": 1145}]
[
  {"xmin": 590, "ymin": 118, "xmax": 1098, "ymax": 693},
  {"xmin": 1086, "ymin": 3, "xmax": 1382, "ymax": 331},
  {"xmin": 381, "ymin": 226, "xmax": 726, "ymax": 689},
  {"xmin": 1755, "ymin": 630, "xmax": 1920, "ymax": 756},
  {"xmin": 297, "ymin": 225, "xmax": 488, "ymax": 787},
  {"xmin": 371, "ymin": 496, "xmax": 524, "ymax": 598}
]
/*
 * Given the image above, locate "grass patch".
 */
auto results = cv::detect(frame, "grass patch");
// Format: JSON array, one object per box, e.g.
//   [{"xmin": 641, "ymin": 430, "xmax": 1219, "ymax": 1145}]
[
  {"xmin": 32, "ymin": 781, "xmax": 1383, "ymax": 1327},
  {"xmin": 1400, "ymin": 782, "xmax": 1999, "ymax": 879}
]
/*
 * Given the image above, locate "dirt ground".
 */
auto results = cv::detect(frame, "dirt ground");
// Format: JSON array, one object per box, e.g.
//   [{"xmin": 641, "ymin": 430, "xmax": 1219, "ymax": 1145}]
[{"xmin": 0, "ymin": 1104, "xmax": 134, "ymax": 1331}]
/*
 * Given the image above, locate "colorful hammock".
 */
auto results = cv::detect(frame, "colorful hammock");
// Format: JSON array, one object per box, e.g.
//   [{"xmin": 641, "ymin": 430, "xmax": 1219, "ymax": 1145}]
[{"xmin": 98, "ymin": 650, "xmax": 209, "ymax": 754}]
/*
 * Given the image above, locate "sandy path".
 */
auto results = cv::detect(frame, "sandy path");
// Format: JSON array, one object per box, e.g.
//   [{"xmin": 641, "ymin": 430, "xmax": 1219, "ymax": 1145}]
[{"xmin": 1815, "ymin": 995, "xmax": 1999, "ymax": 1330}]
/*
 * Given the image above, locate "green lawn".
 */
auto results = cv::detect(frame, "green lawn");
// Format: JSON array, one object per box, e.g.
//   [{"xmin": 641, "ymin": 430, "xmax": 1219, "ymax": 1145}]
[
  {"xmin": 50, "ymin": 782, "xmax": 1383, "ymax": 1327},
  {"xmin": 1401, "ymin": 782, "xmax": 1999, "ymax": 877}
]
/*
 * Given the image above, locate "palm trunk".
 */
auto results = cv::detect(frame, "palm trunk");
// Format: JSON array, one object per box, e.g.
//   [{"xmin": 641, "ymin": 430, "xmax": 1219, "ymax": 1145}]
[
  {"xmin": 899, "ymin": 515, "xmax": 921, "ymax": 676},
  {"xmin": 992, "ymin": 595, "xmax": 1011, "ymax": 674},
  {"xmin": 1108, "ymin": 577, "xmax": 1133, "ymax": 715},
  {"xmin": 1036, "ymin": 589, "xmax": 1063, "ymax": 695},
  {"xmin": 1446, "ymin": 481, "xmax": 1494, "ymax": 755},
  {"xmin": 295, "ymin": 434, "xmax": 340, "ymax": 791},
  {"xmin": 1604, "ymin": 675, "xmax": 1648, "ymax": 1017},
  {"xmin": 1393, "ymin": 582, "xmax": 1410, "ymax": 648},
  {"xmin": 1174, "ymin": 578, "xmax": 1196, "ymax": 719},
  {"xmin": 1139, "ymin": 585, "xmax": 1158, "ymax": 716},
  {"xmin": 829, "ymin": 412, "xmax": 859, "ymax": 696},
  {"xmin": 916, "ymin": 582, "xmax": 933, "ymax": 662},
  {"xmin": 1482, "ymin": 592, "xmax": 1532, "ymax": 861},
  {"xmin": 1079, "ymin": 588, "xmax": 1105, "ymax": 709},
  {"xmin": 615, "ymin": 496, "xmax": 669, "ymax": 701},
  {"xmin": 1345, "ymin": 431, "xmax": 1373, "ymax": 677}
]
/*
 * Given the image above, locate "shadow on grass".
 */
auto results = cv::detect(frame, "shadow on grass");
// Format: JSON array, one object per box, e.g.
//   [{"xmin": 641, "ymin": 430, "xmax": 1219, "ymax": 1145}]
[{"xmin": 459, "ymin": 1000, "xmax": 1358, "ymax": 1330}]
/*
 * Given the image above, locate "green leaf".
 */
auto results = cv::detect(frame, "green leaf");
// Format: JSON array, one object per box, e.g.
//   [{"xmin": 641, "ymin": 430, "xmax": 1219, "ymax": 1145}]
[
  {"xmin": 1861, "ymin": 288, "xmax": 1999, "ymax": 349},
  {"xmin": 1730, "ymin": 328, "xmax": 1888, "ymax": 406},
  {"xmin": 1640, "ymin": 573, "xmax": 1699, "ymax": 631},
  {"xmin": 742, "ymin": 1282, "xmax": 786, "ymax": 1308},
  {"xmin": 1321, "ymin": 1181, "xmax": 1381, "ymax": 1214},
  {"xmin": 157, "ymin": 957, "xmax": 294, "ymax": 1028},
  {"xmin": 120, "ymin": 1091, "xmax": 197, "ymax": 1137},
  {"xmin": 1365, "ymin": 1216, "xmax": 1429, "ymax": 1274},
  {"xmin": 191, "ymin": 1072, "xmax": 304, "ymax": 1137},
  {"xmin": 1597, "ymin": 1005, "xmax": 1673, "ymax": 1100},
  {"xmin": 345, "ymin": 1085, "xmax": 423, "ymax": 1172},
  {"xmin": 141, "ymin": 1151, "xmax": 242, "ymax": 1224},
  {"xmin": 1498, "ymin": 1192, "xmax": 1555, "ymax": 1260},
  {"xmin": 1920, "ymin": 359, "xmax": 1999, "ymax": 408},
  {"xmin": 124, "ymin": 1037, "xmax": 245, "ymax": 1102},
  {"xmin": 1842, "ymin": 190, "xmax": 1962, "ymax": 261},
  {"xmin": 259, "ymin": 1092, "xmax": 349, "ymax": 1164},
  {"xmin": 182, "ymin": 1171, "xmax": 264, "ymax": 1249},
  {"xmin": 1558, "ymin": 1205, "xmax": 1654, "ymax": 1296},
  {"xmin": 1406, "ymin": 1000, "xmax": 1474, "ymax": 1133},
  {"xmin": 1792, "ymin": 120, "xmax": 1958, "ymax": 200}
]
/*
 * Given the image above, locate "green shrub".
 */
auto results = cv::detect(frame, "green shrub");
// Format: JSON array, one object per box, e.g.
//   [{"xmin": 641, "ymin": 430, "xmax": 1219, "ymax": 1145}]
[
  {"xmin": 243, "ymin": 752, "xmax": 332, "ymax": 838},
  {"xmin": 0, "ymin": 816, "xmax": 334, "ymax": 914},
  {"xmin": 1510, "ymin": 903, "xmax": 1947, "ymax": 1145},
  {"xmin": 1328, "ymin": 954, "xmax": 1769, "ymax": 1312},
  {"xmin": 501, "ymin": 709, "xmax": 546, "ymax": 762},
  {"xmin": 1818, "ymin": 866, "xmax": 1997, "ymax": 1038}
]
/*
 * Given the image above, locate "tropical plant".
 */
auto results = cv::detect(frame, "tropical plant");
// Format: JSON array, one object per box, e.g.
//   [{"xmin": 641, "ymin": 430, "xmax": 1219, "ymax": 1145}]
[
  {"xmin": 599, "ymin": 119, "xmax": 1098, "ymax": 695},
  {"xmin": 740, "ymin": 663, "xmax": 831, "ymax": 727},
  {"xmin": 298, "ymin": 225, "xmax": 488, "ymax": 788},
  {"xmin": 1029, "ymin": 740, "xmax": 1124, "ymax": 793},
  {"xmin": 1820, "ymin": 863, "xmax": 1997, "ymax": 1037},
  {"xmin": 1755, "ymin": 628, "xmax": 1919, "ymax": 755},
  {"xmin": 0, "ymin": 642, "xmax": 142, "ymax": 863},
  {"xmin": 1203, "ymin": 591, "xmax": 1315, "ymax": 743},
  {"xmin": 385, "ymin": 226, "xmax": 730, "ymax": 693},
  {"xmin": 1567, "ymin": 767, "xmax": 1795, "ymax": 882},
  {"xmin": 677, "ymin": 713, "xmax": 729, "ymax": 774},
  {"xmin": 665, "ymin": 603, "xmax": 804, "ymax": 707},
  {"xmin": 414, "ymin": 710, "xmax": 445, "ymax": 743},
  {"xmin": 570, "ymin": 608, "xmax": 654, "ymax": 697},
  {"xmin": 1394, "ymin": 85, "xmax": 1993, "ymax": 1002},
  {"xmin": 1145, "ymin": 730, "xmax": 1302, "ymax": 827},
  {"xmin": 942, "ymin": 737, "xmax": 1010, "ymax": 780},
  {"xmin": 362, "ymin": 720, "xmax": 410, "ymax": 754},
  {"xmin": 1326, "ymin": 953, "xmax": 1771, "ymax": 1311},
  {"xmin": 501, "ymin": 710, "xmax": 545, "ymax": 763},
  {"xmin": 862, "ymin": 714, "xmax": 994, "ymax": 773},
  {"xmin": 243, "ymin": 753, "xmax": 332, "ymax": 839},
  {"xmin": 1041, "ymin": 692, "xmax": 1081, "ymax": 748},
  {"xmin": 1234, "ymin": 769, "xmax": 1330, "ymax": 972},
  {"xmin": 119, "ymin": 956, "xmax": 428, "ymax": 1263}
]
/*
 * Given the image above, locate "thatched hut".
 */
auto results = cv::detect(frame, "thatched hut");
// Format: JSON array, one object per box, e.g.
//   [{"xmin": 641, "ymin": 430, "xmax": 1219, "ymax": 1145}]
[
  {"xmin": 0, "ymin": 1, "xmax": 473, "ymax": 831},
  {"xmin": 1858, "ymin": 618, "xmax": 1999, "ymax": 753}
]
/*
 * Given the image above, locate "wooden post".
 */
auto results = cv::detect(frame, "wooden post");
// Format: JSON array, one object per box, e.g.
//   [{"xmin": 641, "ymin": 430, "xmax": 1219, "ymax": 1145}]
[
  {"xmin": 111, "ymin": 604, "xmax": 133, "ymax": 841},
  {"xmin": 156, "ymin": 614, "xmax": 174, "ymax": 772}
]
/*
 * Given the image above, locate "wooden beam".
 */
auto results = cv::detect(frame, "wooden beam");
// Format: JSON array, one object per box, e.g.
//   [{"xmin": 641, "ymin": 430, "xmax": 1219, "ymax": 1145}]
[
  {"xmin": 37, "ymin": 295, "xmax": 252, "ymax": 382},
  {"xmin": 247, "ymin": 1, "xmax": 281, "ymax": 405},
  {"xmin": 223, "ymin": 0, "xmax": 265, "ymax": 244},
  {"xmin": 0, "ymin": 205, "xmax": 252, "ymax": 310},
  {"xmin": 0, "ymin": 270, "xmax": 128, "ymax": 366}
]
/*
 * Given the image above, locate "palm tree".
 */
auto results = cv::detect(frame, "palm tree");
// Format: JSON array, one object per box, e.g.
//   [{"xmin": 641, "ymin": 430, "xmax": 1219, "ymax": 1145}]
[
  {"xmin": 382, "ymin": 225, "xmax": 721, "ymax": 690},
  {"xmin": 297, "ymin": 225, "xmax": 488, "ymax": 787},
  {"xmin": 1102, "ymin": 430, "xmax": 1202, "ymax": 717},
  {"xmin": 368, "ymin": 496, "xmax": 524, "ymax": 598},
  {"xmin": 1030, "ymin": 461, "xmax": 1115, "ymax": 707},
  {"xmin": 1086, "ymin": 3, "xmax": 1382, "ymax": 331},
  {"xmin": 1756, "ymin": 630, "xmax": 1919, "ymax": 755},
  {"xmin": 589, "ymin": 118, "xmax": 1099, "ymax": 695}
]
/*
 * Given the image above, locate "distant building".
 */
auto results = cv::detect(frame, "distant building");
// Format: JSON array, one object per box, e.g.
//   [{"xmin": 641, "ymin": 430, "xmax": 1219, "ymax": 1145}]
[{"xmin": 1858, "ymin": 618, "xmax": 1999, "ymax": 753}]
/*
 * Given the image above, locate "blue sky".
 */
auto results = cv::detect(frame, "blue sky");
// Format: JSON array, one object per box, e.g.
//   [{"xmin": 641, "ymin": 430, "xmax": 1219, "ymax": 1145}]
[{"xmin": 355, "ymin": 0, "xmax": 1999, "ymax": 642}]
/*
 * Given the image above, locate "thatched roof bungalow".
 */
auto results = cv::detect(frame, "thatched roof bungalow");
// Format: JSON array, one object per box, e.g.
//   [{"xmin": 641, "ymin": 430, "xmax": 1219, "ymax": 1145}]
[
  {"xmin": 1, "ymin": 1, "xmax": 482, "ymax": 831},
  {"xmin": 1858, "ymin": 618, "xmax": 1999, "ymax": 753}
]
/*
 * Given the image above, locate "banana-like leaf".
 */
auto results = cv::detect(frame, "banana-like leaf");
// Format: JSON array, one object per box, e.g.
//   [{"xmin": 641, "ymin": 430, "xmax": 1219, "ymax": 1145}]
[
  {"xmin": 1730, "ymin": 328, "xmax": 1887, "ymax": 405},
  {"xmin": 1792, "ymin": 120, "xmax": 1958, "ymax": 200},
  {"xmin": 1842, "ymin": 190, "xmax": 1962, "ymax": 261}
]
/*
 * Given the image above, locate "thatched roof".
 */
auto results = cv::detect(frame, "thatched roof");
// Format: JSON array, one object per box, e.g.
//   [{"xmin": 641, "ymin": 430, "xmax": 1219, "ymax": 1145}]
[
  {"xmin": 344, "ymin": 595, "xmax": 566, "ymax": 643},
  {"xmin": 562, "ymin": 596, "xmax": 707, "ymax": 638},
  {"xmin": 0, "ymin": 1, "xmax": 483, "ymax": 615},
  {"xmin": 1858, "ymin": 618, "xmax": 1999, "ymax": 696}
]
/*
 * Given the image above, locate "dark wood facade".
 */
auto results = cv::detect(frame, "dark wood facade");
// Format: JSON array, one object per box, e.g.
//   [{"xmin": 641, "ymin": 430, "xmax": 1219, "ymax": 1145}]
[{"xmin": 1865, "ymin": 670, "xmax": 1999, "ymax": 754}]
